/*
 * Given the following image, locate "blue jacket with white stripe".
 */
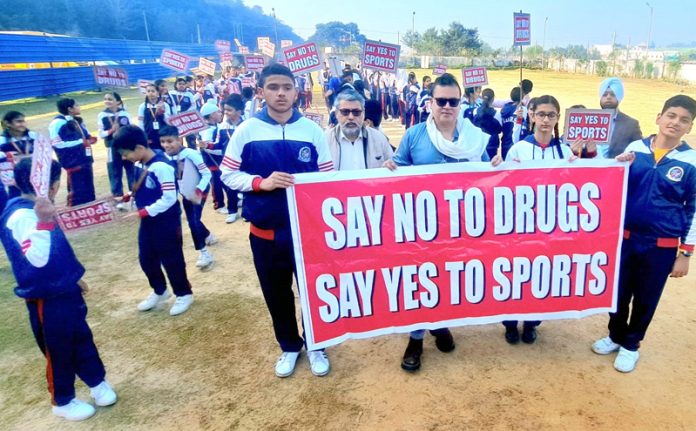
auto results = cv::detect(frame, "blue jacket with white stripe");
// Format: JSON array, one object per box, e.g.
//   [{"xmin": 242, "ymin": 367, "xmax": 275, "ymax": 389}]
[{"xmin": 624, "ymin": 136, "xmax": 696, "ymax": 246}]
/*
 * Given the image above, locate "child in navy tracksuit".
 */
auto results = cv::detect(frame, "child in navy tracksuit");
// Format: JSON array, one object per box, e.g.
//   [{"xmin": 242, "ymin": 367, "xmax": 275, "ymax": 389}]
[
  {"xmin": 220, "ymin": 64, "xmax": 334, "ymax": 379},
  {"xmin": 49, "ymin": 98, "xmax": 97, "ymax": 207},
  {"xmin": 160, "ymin": 125, "xmax": 216, "ymax": 270},
  {"xmin": 112, "ymin": 125, "xmax": 194, "ymax": 316},
  {"xmin": 97, "ymin": 92, "xmax": 135, "ymax": 202},
  {"xmin": 199, "ymin": 96, "xmax": 243, "ymax": 223},
  {"xmin": 0, "ymin": 158, "xmax": 116, "ymax": 421},
  {"xmin": 1, "ymin": 110, "xmax": 37, "ymax": 198},
  {"xmin": 137, "ymin": 83, "xmax": 173, "ymax": 151},
  {"xmin": 592, "ymin": 95, "xmax": 696, "ymax": 373}
]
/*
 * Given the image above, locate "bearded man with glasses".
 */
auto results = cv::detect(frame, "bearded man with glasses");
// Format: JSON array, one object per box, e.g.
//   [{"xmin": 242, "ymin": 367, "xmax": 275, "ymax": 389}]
[{"xmin": 383, "ymin": 73, "xmax": 490, "ymax": 372}]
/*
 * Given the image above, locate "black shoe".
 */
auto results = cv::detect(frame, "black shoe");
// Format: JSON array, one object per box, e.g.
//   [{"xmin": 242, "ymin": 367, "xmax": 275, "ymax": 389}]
[
  {"xmin": 401, "ymin": 338, "xmax": 423, "ymax": 372},
  {"xmin": 505, "ymin": 326, "xmax": 520, "ymax": 344},
  {"xmin": 521, "ymin": 326, "xmax": 537, "ymax": 344},
  {"xmin": 430, "ymin": 329, "xmax": 455, "ymax": 353}
]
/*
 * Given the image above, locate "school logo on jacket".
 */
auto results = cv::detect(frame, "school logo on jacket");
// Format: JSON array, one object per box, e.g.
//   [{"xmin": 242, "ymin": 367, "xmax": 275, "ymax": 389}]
[
  {"xmin": 666, "ymin": 166, "xmax": 684, "ymax": 182},
  {"xmin": 298, "ymin": 146, "xmax": 311, "ymax": 163},
  {"xmin": 145, "ymin": 176, "xmax": 157, "ymax": 189},
  {"xmin": 119, "ymin": 117, "xmax": 129, "ymax": 126}
]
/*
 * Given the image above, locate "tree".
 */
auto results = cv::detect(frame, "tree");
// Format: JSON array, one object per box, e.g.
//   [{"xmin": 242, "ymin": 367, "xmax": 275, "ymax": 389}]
[
  {"xmin": 441, "ymin": 22, "xmax": 481, "ymax": 56},
  {"xmin": 309, "ymin": 22, "xmax": 366, "ymax": 51},
  {"xmin": 666, "ymin": 59, "xmax": 683, "ymax": 80}
]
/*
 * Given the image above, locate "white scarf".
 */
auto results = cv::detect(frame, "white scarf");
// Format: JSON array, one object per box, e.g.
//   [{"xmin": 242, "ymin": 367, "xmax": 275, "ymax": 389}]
[{"xmin": 426, "ymin": 114, "xmax": 489, "ymax": 161}]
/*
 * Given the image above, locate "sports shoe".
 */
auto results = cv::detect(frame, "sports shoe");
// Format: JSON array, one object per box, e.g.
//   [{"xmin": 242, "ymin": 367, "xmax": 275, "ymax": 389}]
[
  {"xmin": 205, "ymin": 234, "xmax": 218, "ymax": 246},
  {"xmin": 169, "ymin": 294, "xmax": 193, "ymax": 316},
  {"xmin": 196, "ymin": 250, "xmax": 214, "ymax": 269},
  {"xmin": 216, "ymin": 207, "xmax": 228, "ymax": 214},
  {"xmin": 614, "ymin": 347, "xmax": 640, "ymax": 373},
  {"xmin": 137, "ymin": 291, "xmax": 171, "ymax": 311},
  {"xmin": 592, "ymin": 336, "xmax": 620, "ymax": 355},
  {"xmin": 90, "ymin": 380, "xmax": 117, "ymax": 407},
  {"xmin": 226, "ymin": 213, "xmax": 239, "ymax": 224},
  {"xmin": 275, "ymin": 351, "xmax": 300, "ymax": 378},
  {"xmin": 52, "ymin": 399, "xmax": 96, "ymax": 421},
  {"xmin": 308, "ymin": 350, "xmax": 330, "ymax": 377},
  {"xmin": 115, "ymin": 202, "xmax": 128, "ymax": 211}
]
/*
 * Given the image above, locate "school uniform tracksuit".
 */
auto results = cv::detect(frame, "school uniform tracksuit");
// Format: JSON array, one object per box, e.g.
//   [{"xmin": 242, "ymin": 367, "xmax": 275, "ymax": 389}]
[
  {"xmin": 200, "ymin": 122, "xmax": 239, "ymax": 213},
  {"xmin": 138, "ymin": 101, "xmax": 172, "ymax": 151},
  {"xmin": 168, "ymin": 147, "xmax": 212, "ymax": 251},
  {"xmin": 134, "ymin": 151, "xmax": 192, "ymax": 297},
  {"xmin": 170, "ymin": 91, "xmax": 198, "ymax": 149},
  {"xmin": 220, "ymin": 107, "xmax": 334, "ymax": 352},
  {"xmin": 611, "ymin": 137, "xmax": 696, "ymax": 351},
  {"xmin": 0, "ymin": 198, "xmax": 105, "ymax": 406},
  {"xmin": 48, "ymin": 115, "xmax": 96, "ymax": 206},
  {"xmin": 98, "ymin": 109, "xmax": 135, "ymax": 198},
  {"xmin": 0, "ymin": 129, "xmax": 37, "ymax": 198}
]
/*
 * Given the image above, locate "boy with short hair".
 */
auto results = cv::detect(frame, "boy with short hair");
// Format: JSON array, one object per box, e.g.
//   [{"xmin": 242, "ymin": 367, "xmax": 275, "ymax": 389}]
[
  {"xmin": 0, "ymin": 158, "xmax": 116, "ymax": 421},
  {"xmin": 592, "ymin": 95, "xmax": 696, "ymax": 372},
  {"xmin": 159, "ymin": 125, "xmax": 216, "ymax": 269},
  {"xmin": 112, "ymin": 125, "xmax": 194, "ymax": 316}
]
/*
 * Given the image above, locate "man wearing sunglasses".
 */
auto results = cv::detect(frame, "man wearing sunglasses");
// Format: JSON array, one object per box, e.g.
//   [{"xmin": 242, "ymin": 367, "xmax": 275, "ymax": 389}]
[
  {"xmin": 326, "ymin": 90, "xmax": 393, "ymax": 170},
  {"xmin": 384, "ymin": 73, "xmax": 490, "ymax": 372}
]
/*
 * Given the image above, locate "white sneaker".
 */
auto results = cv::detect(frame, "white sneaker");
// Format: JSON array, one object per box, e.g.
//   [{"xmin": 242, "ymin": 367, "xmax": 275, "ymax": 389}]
[
  {"xmin": 216, "ymin": 207, "xmax": 228, "ymax": 214},
  {"xmin": 614, "ymin": 347, "xmax": 640, "ymax": 373},
  {"xmin": 137, "ymin": 291, "xmax": 171, "ymax": 311},
  {"xmin": 115, "ymin": 202, "xmax": 127, "ymax": 211},
  {"xmin": 52, "ymin": 399, "xmax": 96, "ymax": 421},
  {"xmin": 170, "ymin": 294, "xmax": 193, "ymax": 316},
  {"xmin": 275, "ymin": 351, "xmax": 300, "ymax": 378},
  {"xmin": 225, "ymin": 213, "xmax": 239, "ymax": 224},
  {"xmin": 196, "ymin": 250, "xmax": 214, "ymax": 268},
  {"xmin": 308, "ymin": 350, "xmax": 330, "ymax": 377},
  {"xmin": 592, "ymin": 336, "xmax": 621, "ymax": 355},
  {"xmin": 204, "ymin": 234, "xmax": 218, "ymax": 246},
  {"xmin": 90, "ymin": 380, "xmax": 117, "ymax": 407}
]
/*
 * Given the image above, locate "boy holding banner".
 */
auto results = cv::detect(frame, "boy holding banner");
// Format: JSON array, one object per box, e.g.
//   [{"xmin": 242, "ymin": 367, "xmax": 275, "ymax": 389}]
[
  {"xmin": 384, "ymin": 73, "xmax": 490, "ymax": 372},
  {"xmin": 0, "ymin": 158, "xmax": 116, "ymax": 421},
  {"xmin": 220, "ymin": 64, "xmax": 334, "ymax": 378},
  {"xmin": 592, "ymin": 95, "xmax": 696, "ymax": 373}
]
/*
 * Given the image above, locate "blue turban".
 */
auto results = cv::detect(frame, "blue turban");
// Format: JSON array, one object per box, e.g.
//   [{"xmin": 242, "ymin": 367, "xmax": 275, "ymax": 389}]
[{"xmin": 599, "ymin": 77, "xmax": 624, "ymax": 102}]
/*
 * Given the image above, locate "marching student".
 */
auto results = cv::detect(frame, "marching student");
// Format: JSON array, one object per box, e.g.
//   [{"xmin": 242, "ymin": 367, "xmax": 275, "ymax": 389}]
[
  {"xmin": 137, "ymin": 83, "xmax": 173, "ymax": 151},
  {"xmin": 155, "ymin": 79, "xmax": 174, "ymax": 109},
  {"xmin": 159, "ymin": 125, "xmax": 216, "ymax": 269},
  {"xmin": 220, "ymin": 64, "xmax": 334, "ymax": 378},
  {"xmin": 200, "ymin": 95, "xmax": 244, "ymax": 223},
  {"xmin": 460, "ymin": 86, "xmax": 482, "ymax": 120},
  {"xmin": 492, "ymin": 95, "xmax": 597, "ymax": 344},
  {"xmin": 384, "ymin": 73, "xmax": 490, "ymax": 372},
  {"xmin": 0, "ymin": 158, "xmax": 117, "ymax": 421},
  {"xmin": 196, "ymin": 75, "xmax": 218, "ymax": 105},
  {"xmin": 0, "ymin": 156, "xmax": 7, "ymax": 212},
  {"xmin": 170, "ymin": 78, "xmax": 198, "ymax": 149},
  {"xmin": 592, "ymin": 95, "xmax": 696, "ymax": 373},
  {"xmin": 417, "ymin": 75, "xmax": 432, "ymax": 123},
  {"xmin": 49, "ymin": 98, "xmax": 97, "ymax": 207},
  {"xmin": 403, "ymin": 72, "xmax": 420, "ymax": 128},
  {"xmin": 512, "ymin": 97, "xmax": 538, "ymax": 144},
  {"xmin": 112, "ymin": 125, "xmax": 194, "ymax": 316},
  {"xmin": 1, "ymin": 110, "xmax": 37, "ymax": 198},
  {"xmin": 97, "ymin": 92, "xmax": 134, "ymax": 208},
  {"xmin": 471, "ymin": 88, "xmax": 503, "ymax": 159}
]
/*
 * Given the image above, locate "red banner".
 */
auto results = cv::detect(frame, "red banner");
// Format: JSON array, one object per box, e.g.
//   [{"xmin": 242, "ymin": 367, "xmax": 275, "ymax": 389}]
[
  {"xmin": 432, "ymin": 64, "xmax": 447, "ymax": 75},
  {"xmin": 513, "ymin": 12, "xmax": 531, "ymax": 46},
  {"xmin": 287, "ymin": 161, "xmax": 628, "ymax": 349},
  {"xmin": 283, "ymin": 42, "xmax": 322, "ymax": 74},
  {"xmin": 93, "ymin": 66, "xmax": 129, "ymax": 88},
  {"xmin": 245, "ymin": 55, "xmax": 265, "ymax": 72},
  {"xmin": 160, "ymin": 49, "xmax": 190, "ymax": 73},
  {"xmin": 462, "ymin": 67, "xmax": 488, "ymax": 88},
  {"xmin": 563, "ymin": 109, "xmax": 615, "ymax": 144},
  {"xmin": 166, "ymin": 111, "xmax": 208, "ymax": 137},
  {"xmin": 57, "ymin": 199, "xmax": 116, "ymax": 232},
  {"xmin": 215, "ymin": 39, "xmax": 231, "ymax": 53},
  {"xmin": 362, "ymin": 40, "xmax": 400, "ymax": 73}
]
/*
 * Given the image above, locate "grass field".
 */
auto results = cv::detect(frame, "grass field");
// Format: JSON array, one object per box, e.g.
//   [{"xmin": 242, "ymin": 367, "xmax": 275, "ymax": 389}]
[{"xmin": 1, "ymin": 70, "xmax": 695, "ymax": 430}]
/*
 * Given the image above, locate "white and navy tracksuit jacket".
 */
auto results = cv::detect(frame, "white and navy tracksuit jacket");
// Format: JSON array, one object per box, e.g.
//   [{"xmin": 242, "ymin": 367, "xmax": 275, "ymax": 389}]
[
  {"xmin": 49, "ymin": 115, "xmax": 96, "ymax": 206},
  {"xmin": 220, "ymin": 107, "xmax": 334, "ymax": 231},
  {"xmin": 506, "ymin": 135, "xmax": 574, "ymax": 161},
  {"xmin": 0, "ymin": 129, "xmax": 37, "ymax": 198}
]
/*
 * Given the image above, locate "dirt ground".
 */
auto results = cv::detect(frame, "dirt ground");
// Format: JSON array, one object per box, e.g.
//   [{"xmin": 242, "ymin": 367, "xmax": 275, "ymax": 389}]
[{"xmin": 1, "ymin": 75, "xmax": 696, "ymax": 430}]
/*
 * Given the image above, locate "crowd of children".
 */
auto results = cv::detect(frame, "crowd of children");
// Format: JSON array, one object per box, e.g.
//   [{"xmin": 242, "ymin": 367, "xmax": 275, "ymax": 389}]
[{"xmin": 0, "ymin": 60, "xmax": 694, "ymax": 422}]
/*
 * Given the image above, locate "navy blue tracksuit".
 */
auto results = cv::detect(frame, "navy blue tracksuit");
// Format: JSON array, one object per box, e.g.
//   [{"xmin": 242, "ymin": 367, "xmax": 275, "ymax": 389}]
[
  {"xmin": 48, "ymin": 116, "xmax": 96, "ymax": 206},
  {"xmin": 0, "ymin": 198, "xmax": 105, "ymax": 406}
]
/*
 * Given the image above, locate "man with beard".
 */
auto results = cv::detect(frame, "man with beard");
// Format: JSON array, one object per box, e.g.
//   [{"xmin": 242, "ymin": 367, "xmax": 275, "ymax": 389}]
[
  {"xmin": 384, "ymin": 73, "xmax": 490, "ymax": 372},
  {"xmin": 325, "ymin": 90, "xmax": 393, "ymax": 170},
  {"xmin": 220, "ymin": 64, "xmax": 334, "ymax": 378},
  {"xmin": 598, "ymin": 77, "xmax": 642, "ymax": 158}
]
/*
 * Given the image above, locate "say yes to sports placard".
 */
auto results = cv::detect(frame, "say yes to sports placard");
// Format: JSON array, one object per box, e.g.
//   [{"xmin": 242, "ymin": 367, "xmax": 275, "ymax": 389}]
[
  {"xmin": 563, "ymin": 109, "xmax": 615, "ymax": 144},
  {"xmin": 361, "ymin": 40, "xmax": 400, "ymax": 73},
  {"xmin": 287, "ymin": 160, "xmax": 628, "ymax": 350}
]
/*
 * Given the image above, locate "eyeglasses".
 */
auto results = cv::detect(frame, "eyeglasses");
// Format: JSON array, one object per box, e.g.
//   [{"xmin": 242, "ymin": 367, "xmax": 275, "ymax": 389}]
[
  {"xmin": 338, "ymin": 108, "xmax": 363, "ymax": 117},
  {"xmin": 534, "ymin": 111, "xmax": 558, "ymax": 120},
  {"xmin": 434, "ymin": 98, "xmax": 460, "ymax": 108}
]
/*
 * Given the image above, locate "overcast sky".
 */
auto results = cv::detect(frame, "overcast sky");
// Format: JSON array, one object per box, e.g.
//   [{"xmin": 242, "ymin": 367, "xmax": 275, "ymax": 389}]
[{"xmin": 244, "ymin": 0, "xmax": 695, "ymax": 49}]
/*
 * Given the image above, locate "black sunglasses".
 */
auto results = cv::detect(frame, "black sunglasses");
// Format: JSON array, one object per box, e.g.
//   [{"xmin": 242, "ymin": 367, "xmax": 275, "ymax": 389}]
[
  {"xmin": 338, "ymin": 108, "xmax": 363, "ymax": 117},
  {"xmin": 434, "ymin": 98, "xmax": 459, "ymax": 108}
]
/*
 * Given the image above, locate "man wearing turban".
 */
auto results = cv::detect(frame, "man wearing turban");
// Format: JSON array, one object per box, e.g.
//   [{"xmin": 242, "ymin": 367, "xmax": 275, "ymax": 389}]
[{"xmin": 599, "ymin": 77, "xmax": 643, "ymax": 158}]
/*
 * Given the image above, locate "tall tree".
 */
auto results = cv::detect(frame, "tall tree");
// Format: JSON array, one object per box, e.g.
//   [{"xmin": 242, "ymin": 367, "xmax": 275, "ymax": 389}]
[{"xmin": 309, "ymin": 22, "xmax": 366, "ymax": 50}]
